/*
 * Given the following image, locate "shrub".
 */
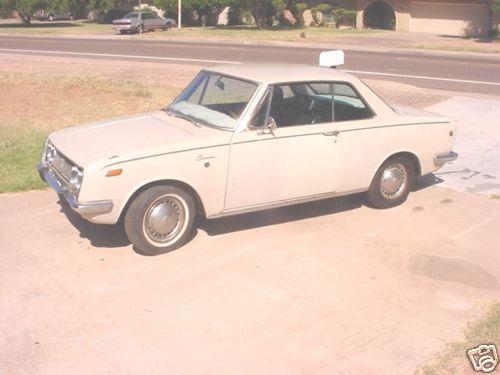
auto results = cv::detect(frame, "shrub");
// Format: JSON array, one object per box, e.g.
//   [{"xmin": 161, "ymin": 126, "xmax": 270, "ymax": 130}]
[
  {"xmin": 314, "ymin": 3, "xmax": 331, "ymax": 13},
  {"xmin": 331, "ymin": 8, "xmax": 356, "ymax": 27},
  {"xmin": 293, "ymin": 2, "xmax": 307, "ymax": 24},
  {"xmin": 311, "ymin": 3, "xmax": 331, "ymax": 25}
]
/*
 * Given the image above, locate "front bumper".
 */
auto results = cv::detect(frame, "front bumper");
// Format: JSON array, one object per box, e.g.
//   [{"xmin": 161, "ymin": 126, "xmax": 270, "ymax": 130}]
[
  {"xmin": 37, "ymin": 162, "xmax": 113, "ymax": 219},
  {"xmin": 433, "ymin": 151, "xmax": 458, "ymax": 167},
  {"xmin": 113, "ymin": 24, "xmax": 134, "ymax": 31}
]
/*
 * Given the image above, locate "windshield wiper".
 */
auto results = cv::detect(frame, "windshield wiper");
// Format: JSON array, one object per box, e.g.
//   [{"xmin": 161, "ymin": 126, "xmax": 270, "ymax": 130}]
[{"xmin": 164, "ymin": 108, "xmax": 202, "ymax": 127}]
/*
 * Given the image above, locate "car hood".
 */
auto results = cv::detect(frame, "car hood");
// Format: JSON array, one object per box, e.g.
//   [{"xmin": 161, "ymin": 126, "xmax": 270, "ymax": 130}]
[{"xmin": 49, "ymin": 111, "xmax": 229, "ymax": 169}]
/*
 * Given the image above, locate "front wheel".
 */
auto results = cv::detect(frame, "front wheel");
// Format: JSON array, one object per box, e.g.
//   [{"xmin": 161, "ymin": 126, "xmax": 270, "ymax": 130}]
[
  {"xmin": 124, "ymin": 185, "xmax": 196, "ymax": 255},
  {"xmin": 366, "ymin": 156, "xmax": 416, "ymax": 209}
]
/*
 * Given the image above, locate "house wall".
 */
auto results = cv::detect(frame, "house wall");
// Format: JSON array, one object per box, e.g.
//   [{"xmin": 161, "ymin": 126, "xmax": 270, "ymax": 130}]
[{"xmin": 356, "ymin": 0, "xmax": 495, "ymax": 36}]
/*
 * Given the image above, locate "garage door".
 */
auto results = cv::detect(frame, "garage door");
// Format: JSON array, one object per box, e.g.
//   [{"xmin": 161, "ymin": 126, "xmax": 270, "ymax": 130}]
[{"xmin": 410, "ymin": 2, "xmax": 489, "ymax": 36}]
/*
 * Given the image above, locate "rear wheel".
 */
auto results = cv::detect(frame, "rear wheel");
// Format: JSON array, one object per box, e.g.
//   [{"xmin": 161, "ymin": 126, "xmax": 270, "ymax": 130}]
[
  {"xmin": 124, "ymin": 185, "xmax": 196, "ymax": 255},
  {"xmin": 366, "ymin": 156, "xmax": 416, "ymax": 209}
]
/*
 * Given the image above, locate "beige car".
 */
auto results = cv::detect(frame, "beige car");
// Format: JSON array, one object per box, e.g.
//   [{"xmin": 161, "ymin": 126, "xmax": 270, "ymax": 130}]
[{"xmin": 38, "ymin": 54, "xmax": 457, "ymax": 255}]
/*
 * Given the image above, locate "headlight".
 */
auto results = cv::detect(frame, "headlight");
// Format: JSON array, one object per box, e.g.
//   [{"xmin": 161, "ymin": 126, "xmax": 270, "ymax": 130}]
[
  {"xmin": 45, "ymin": 142, "xmax": 57, "ymax": 163},
  {"xmin": 69, "ymin": 166, "xmax": 84, "ymax": 190}
]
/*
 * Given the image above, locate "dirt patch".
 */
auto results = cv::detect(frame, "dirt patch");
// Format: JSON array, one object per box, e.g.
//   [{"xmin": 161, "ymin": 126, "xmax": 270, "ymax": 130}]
[{"xmin": 0, "ymin": 55, "xmax": 200, "ymax": 131}]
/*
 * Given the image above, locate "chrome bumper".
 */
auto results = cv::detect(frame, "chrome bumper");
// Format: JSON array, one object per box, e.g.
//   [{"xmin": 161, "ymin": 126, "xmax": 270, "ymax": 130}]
[
  {"xmin": 37, "ymin": 163, "xmax": 113, "ymax": 219},
  {"xmin": 434, "ymin": 151, "xmax": 458, "ymax": 167}
]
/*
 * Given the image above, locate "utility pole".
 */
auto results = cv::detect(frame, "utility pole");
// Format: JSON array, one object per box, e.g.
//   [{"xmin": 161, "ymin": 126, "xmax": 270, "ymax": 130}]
[
  {"xmin": 178, "ymin": 0, "xmax": 181, "ymax": 28},
  {"xmin": 139, "ymin": 0, "xmax": 142, "ymax": 35}
]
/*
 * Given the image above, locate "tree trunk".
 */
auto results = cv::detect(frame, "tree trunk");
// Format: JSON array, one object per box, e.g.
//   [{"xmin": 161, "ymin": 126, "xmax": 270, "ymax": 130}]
[
  {"xmin": 19, "ymin": 13, "xmax": 32, "ymax": 24},
  {"xmin": 250, "ymin": 5, "xmax": 265, "ymax": 29}
]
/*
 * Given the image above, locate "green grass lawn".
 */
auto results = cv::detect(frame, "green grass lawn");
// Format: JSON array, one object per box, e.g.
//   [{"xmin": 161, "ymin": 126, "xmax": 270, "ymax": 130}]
[
  {"xmin": 0, "ymin": 20, "xmax": 375, "ymax": 41},
  {"xmin": 0, "ymin": 121, "xmax": 47, "ymax": 192},
  {"xmin": 0, "ymin": 20, "xmax": 112, "ymax": 35},
  {"xmin": 155, "ymin": 25, "xmax": 376, "ymax": 41}
]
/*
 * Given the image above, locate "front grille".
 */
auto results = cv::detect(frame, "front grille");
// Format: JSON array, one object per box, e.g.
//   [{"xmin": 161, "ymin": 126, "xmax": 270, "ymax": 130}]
[{"xmin": 49, "ymin": 149, "xmax": 74, "ymax": 183}]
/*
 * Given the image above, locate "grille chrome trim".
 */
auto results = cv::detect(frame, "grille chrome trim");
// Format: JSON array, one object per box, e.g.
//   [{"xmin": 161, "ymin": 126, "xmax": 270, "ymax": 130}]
[{"xmin": 37, "ymin": 162, "xmax": 113, "ymax": 219}]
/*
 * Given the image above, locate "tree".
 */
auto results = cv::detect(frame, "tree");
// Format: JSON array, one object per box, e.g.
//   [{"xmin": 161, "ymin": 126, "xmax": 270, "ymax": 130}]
[
  {"xmin": 234, "ymin": 0, "xmax": 282, "ymax": 28},
  {"xmin": 0, "ymin": 0, "xmax": 47, "ymax": 23},
  {"xmin": 88, "ymin": 0, "xmax": 120, "ymax": 13},
  {"xmin": 493, "ymin": 0, "xmax": 500, "ymax": 13},
  {"xmin": 155, "ymin": 0, "xmax": 230, "ymax": 26},
  {"xmin": 185, "ymin": 0, "xmax": 230, "ymax": 26}
]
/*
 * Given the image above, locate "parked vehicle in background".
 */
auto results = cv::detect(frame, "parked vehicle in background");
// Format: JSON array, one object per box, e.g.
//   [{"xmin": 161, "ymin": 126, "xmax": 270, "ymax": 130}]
[
  {"xmin": 112, "ymin": 12, "xmax": 176, "ymax": 34},
  {"xmin": 37, "ymin": 51, "xmax": 458, "ymax": 255},
  {"xmin": 37, "ymin": 11, "xmax": 75, "ymax": 21}
]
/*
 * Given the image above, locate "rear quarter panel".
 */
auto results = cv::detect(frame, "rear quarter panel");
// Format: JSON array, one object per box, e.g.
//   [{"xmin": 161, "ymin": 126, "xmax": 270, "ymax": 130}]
[{"xmin": 335, "ymin": 117, "xmax": 456, "ymax": 193}]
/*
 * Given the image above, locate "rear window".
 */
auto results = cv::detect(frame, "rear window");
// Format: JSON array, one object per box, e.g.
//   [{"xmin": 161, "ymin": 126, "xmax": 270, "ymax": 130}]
[{"xmin": 333, "ymin": 83, "xmax": 374, "ymax": 122}]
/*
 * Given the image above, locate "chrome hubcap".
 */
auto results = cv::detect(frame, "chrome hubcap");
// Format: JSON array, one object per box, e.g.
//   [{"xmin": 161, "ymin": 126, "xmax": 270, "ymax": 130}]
[
  {"xmin": 144, "ymin": 195, "xmax": 185, "ymax": 244},
  {"xmin": 380, "ymin": 163, "xmax": 407, "ymax": 199}
]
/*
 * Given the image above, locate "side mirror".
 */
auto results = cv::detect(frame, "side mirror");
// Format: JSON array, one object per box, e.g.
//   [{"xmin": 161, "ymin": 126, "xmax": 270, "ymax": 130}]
[
  {"xmin": 249, "ymin": 117, "xmax": 276, "ymax": 131},
  {"xmin": 267, "ymin": 116, "xmax": 277, "ymax": 130}
]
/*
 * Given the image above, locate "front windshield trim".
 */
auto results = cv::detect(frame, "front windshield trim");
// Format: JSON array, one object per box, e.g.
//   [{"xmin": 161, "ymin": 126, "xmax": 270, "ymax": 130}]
[{"xmin": 166, "ymin": 70, "xmax": 262, "ymax": 132}]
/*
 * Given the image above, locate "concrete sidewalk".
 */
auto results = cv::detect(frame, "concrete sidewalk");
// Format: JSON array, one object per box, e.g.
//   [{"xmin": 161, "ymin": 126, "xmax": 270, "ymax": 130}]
[{"xmin": 1, "ymin": 185, "xmax": 499, "ymax": 374}]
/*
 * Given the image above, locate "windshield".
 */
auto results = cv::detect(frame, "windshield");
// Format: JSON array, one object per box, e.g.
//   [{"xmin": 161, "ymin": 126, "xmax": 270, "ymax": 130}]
[
  {"xmin": 125, "ymin": 13, "xmax": 138, "ymax": 19},
  {"xmin": 168, "ymin": 71, "xmax": 258, "ymax": 130}
]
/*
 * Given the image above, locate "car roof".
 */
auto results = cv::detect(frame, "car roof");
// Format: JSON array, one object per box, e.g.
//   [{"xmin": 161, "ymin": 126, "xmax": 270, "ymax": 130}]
[{"xmin": 206, "ymin": 63, "xmax": 356, "ymax": 85}]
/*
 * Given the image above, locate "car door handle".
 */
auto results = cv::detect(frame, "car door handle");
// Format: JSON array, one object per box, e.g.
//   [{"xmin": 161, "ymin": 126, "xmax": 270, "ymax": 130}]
[{"xmin": 323, "ymin": 130, "xmax": 339, "ymax": 136}]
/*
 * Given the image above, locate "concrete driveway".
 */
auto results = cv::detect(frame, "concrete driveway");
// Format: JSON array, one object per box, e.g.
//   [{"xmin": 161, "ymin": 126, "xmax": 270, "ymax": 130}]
[
  {"xmin": 1, "ymin": 181, "xmax": 500, "ymax": 374},
  {"xmin": 429, "ymin": 97, "xmax": 500, "ymax": 196}
]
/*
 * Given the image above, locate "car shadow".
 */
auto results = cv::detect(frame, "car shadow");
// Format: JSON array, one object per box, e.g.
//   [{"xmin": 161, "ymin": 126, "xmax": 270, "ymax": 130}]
[
  {"xmin": 57, "ymin": 173, "xmax": 442, "ymax": 247},
  {"xmin": 57, "ymin": 197, "xmax": 130, "ymax": 248},
  {"xmin": 198, "ymin": 193, "xmax": 365, "ymax": 236},
  {"xmin": 413, "ymin": 173, "xmax": 443, "ymax": 192}
]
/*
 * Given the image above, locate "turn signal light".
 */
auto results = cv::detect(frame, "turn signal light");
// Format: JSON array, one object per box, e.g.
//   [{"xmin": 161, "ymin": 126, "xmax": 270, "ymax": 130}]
[{"xmin": 106, "ymin": 169, "xmax": 123, "ymax": 177}]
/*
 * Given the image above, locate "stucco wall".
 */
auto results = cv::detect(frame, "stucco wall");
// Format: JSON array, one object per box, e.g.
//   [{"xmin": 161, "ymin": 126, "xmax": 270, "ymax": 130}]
[{"xmin": 356, "ymin": 0, "xmax": 494, "ymax": 36}]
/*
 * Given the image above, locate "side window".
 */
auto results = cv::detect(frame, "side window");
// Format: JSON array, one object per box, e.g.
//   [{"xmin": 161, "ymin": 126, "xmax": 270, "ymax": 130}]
[
  {"xmin": 333, "ymin": 83, "xmax": 373, "ymax": 122},
  {"xmin": 268, "ymin": 82, "xmax": 333, "ymax": 128}
]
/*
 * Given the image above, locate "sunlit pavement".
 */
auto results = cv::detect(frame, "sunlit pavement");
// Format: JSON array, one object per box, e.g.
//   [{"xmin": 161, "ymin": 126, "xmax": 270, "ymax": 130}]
[{"xmin": 429, "ymin": 97, "xmax": 500, "ymax": 196}]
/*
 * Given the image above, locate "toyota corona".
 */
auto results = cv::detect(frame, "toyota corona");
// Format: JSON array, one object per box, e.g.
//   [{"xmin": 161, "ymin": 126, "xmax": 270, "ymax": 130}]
[{"xmin": 38, "ymin": 51, "xmax": 458, "ymax": 255}]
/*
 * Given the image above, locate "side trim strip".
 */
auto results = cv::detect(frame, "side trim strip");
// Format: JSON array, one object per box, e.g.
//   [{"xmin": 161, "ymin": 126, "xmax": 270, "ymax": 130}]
[
  {"xmin": 209, "ymin": 188, "xmax": 366, "ymax": 218},
  {"xmin": 232, "ymin": 121, "xmax": 450, "ymax": 145},
  {"xmin": 103, "ymin": 143, "xmax": 229, "ymax": 168}
]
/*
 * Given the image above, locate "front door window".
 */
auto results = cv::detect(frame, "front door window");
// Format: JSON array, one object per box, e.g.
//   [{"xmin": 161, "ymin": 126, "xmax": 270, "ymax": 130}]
[{"xmin": 267, "ymin": 82, "xmax": 333, "ymax": 127}]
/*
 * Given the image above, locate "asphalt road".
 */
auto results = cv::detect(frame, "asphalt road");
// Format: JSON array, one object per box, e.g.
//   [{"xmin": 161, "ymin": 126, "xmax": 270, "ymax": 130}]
[{"xmin": 1, "ymin": 35, "xmax": 500, "ymax": 95}]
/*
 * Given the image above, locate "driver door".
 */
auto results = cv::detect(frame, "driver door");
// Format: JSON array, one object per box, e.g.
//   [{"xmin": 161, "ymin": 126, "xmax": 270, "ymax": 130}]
[{"xmin": 224, "ymin": 82, "xmax": 341, "ymax": 211}]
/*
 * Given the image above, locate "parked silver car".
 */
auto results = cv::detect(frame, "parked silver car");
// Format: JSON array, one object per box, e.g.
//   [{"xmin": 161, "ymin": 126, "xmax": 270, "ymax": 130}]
[{"xmin": 112, "ymin": 12, "xmax": 176, "ymax": 34}]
